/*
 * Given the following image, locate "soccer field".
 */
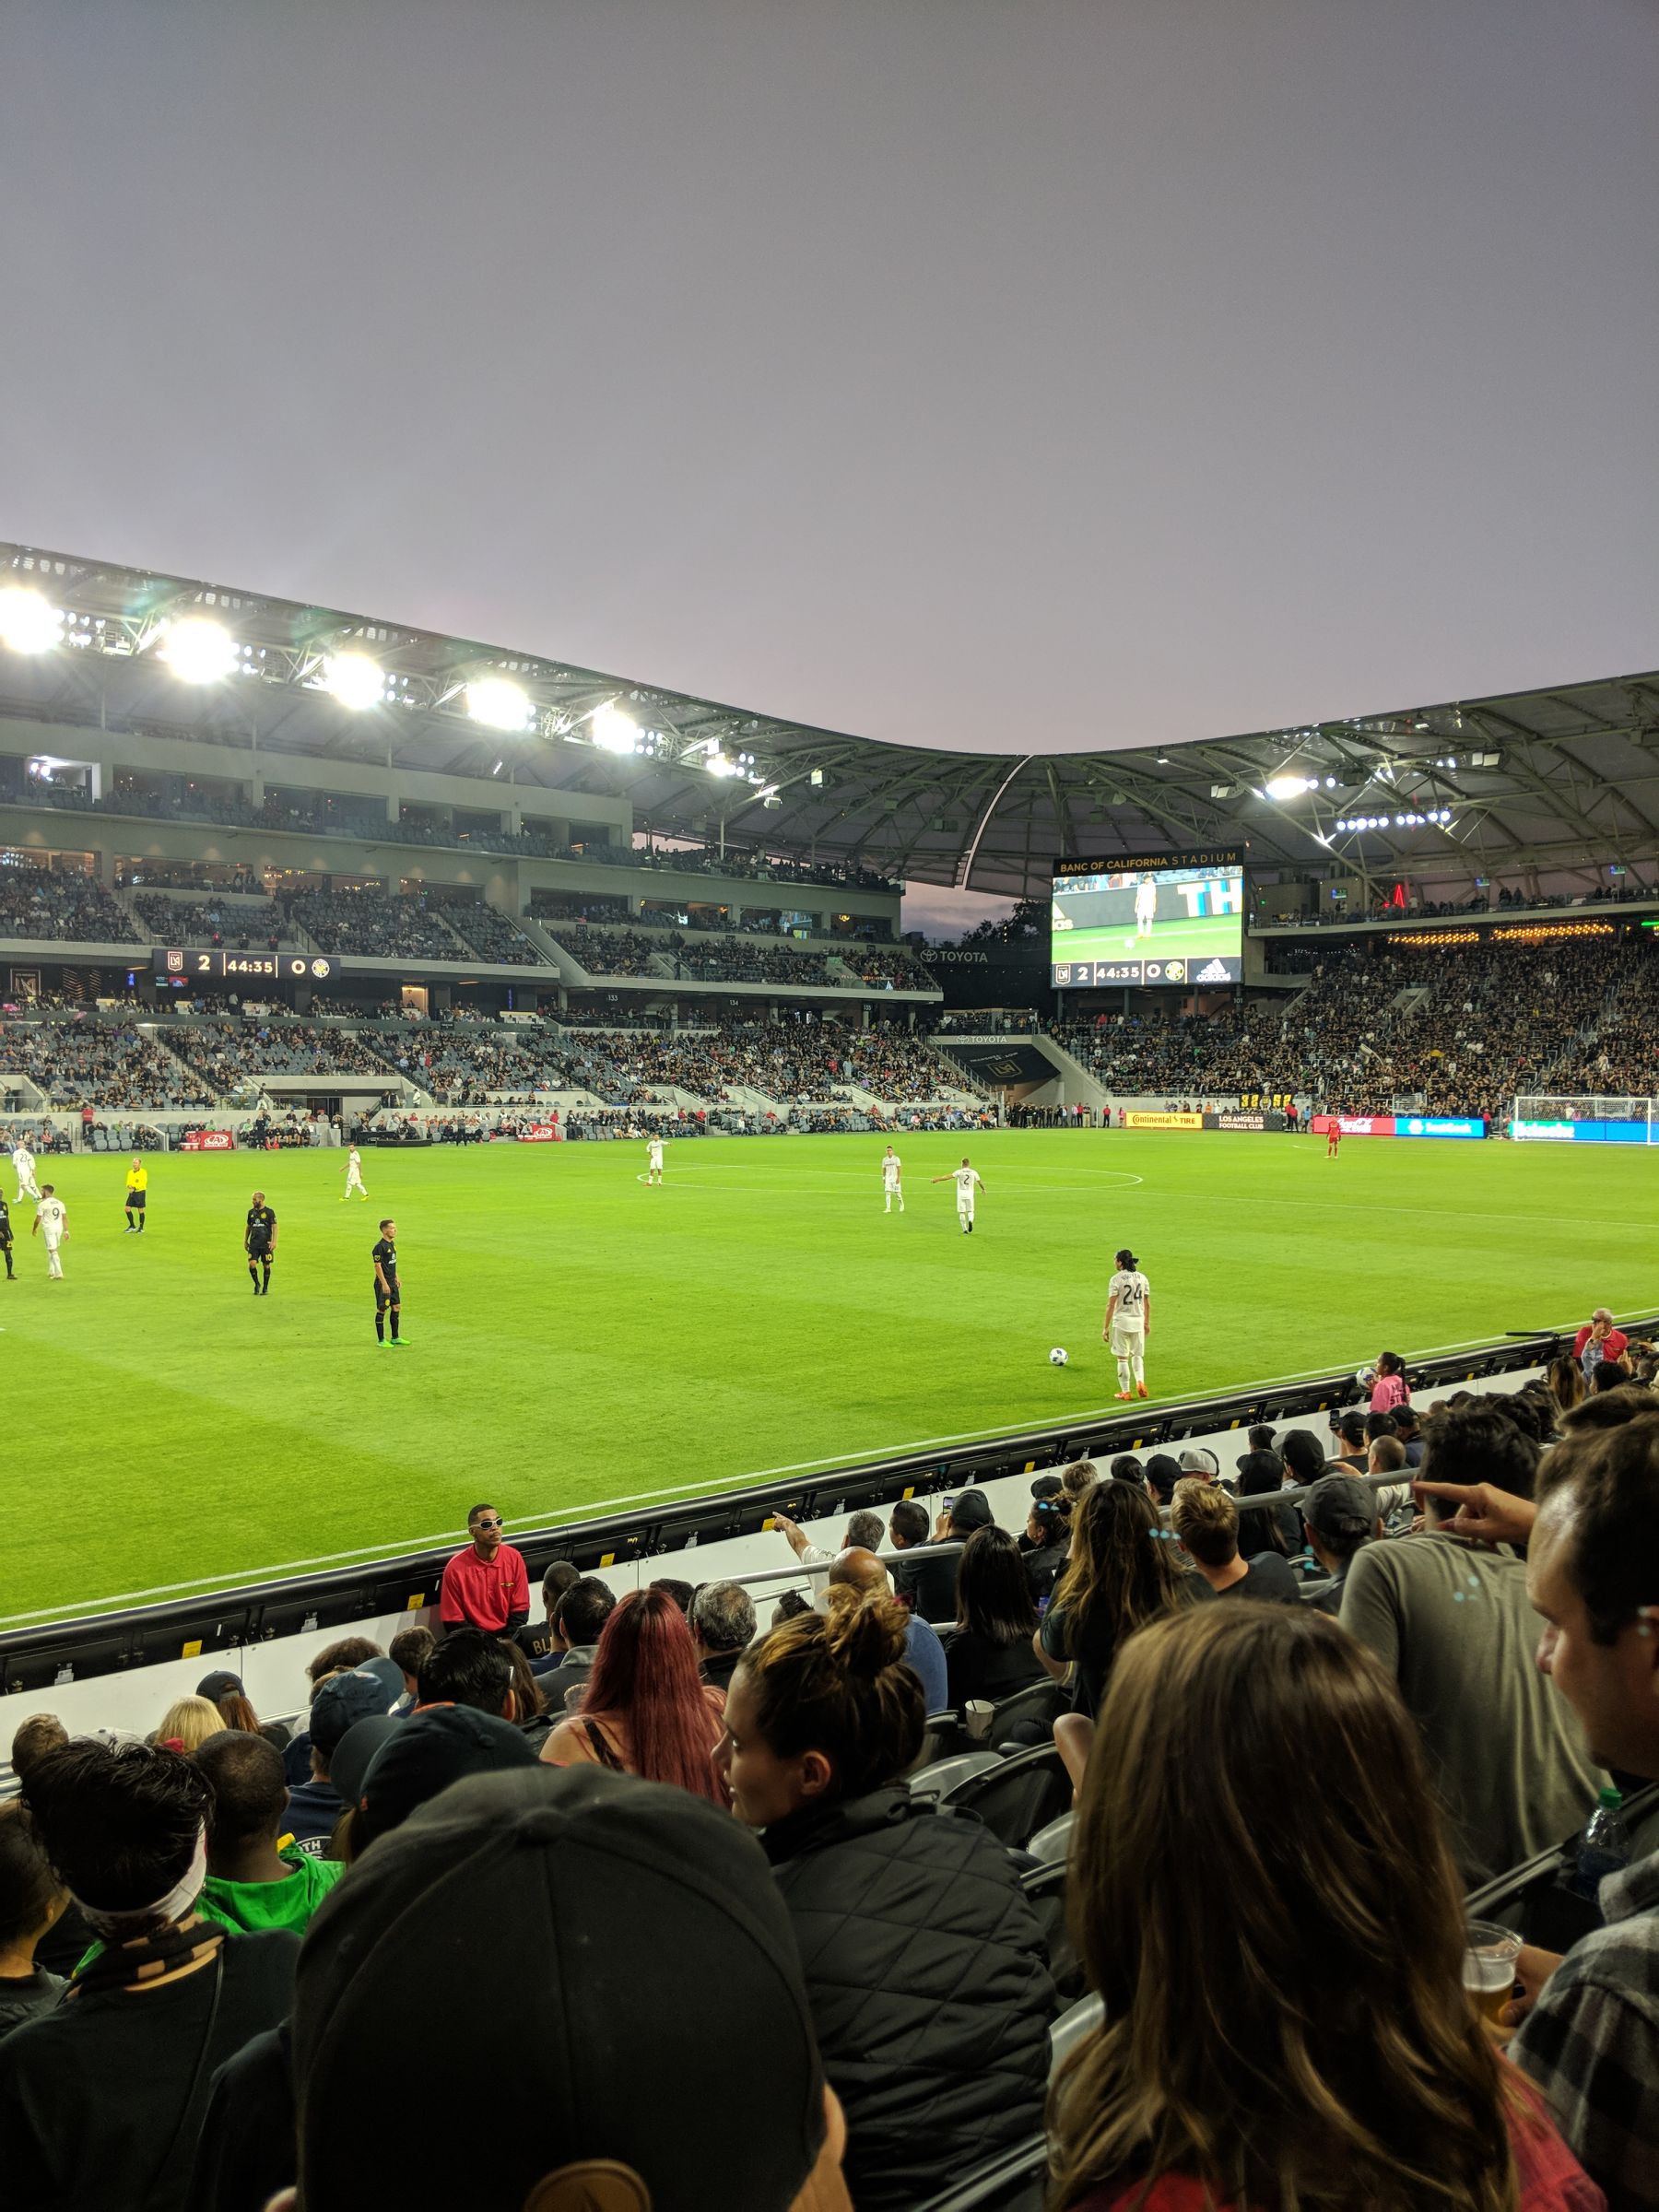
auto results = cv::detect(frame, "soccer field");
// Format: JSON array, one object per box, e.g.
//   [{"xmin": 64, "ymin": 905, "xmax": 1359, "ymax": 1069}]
[
  {"xmin": 1056, "ymin": 909, "xmax": 1240, "ymax": 966},
  {"xmin": 3, "ymin": 1129, "xmax": 1649, "ymax": 1627}
]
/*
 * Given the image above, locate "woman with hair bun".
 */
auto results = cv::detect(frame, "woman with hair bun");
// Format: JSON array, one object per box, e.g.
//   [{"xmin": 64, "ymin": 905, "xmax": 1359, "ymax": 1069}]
[{"xmin": 717, "ymin": 1588, "xmax": 1054, "ymax": 2212}]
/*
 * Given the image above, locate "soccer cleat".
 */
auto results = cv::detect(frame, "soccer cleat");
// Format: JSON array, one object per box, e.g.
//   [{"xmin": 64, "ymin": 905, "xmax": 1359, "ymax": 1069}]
[
  {"xmin": 1136, "ymin": 1384, "xmax": 1148, "ymax": 1399},
  {"xmin": 1113, "ymin": 1390, "xmax": 1133, "ymax": 1402}
]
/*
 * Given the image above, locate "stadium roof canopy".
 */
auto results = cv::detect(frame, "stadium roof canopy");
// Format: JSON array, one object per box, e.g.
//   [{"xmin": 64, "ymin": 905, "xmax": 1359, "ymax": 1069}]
[{"xmin": 4, "ymin": 543, "xmax": 1656, "ymax": 900}]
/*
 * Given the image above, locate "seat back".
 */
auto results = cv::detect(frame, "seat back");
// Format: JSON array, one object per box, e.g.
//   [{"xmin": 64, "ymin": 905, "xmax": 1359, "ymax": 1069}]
[
  {"xmin": 987, "ymin": 1678, "xmax": 1066, "ymax": 1749},
  {"xmin": 909, "ymin": 2135, "xmax": 1048, "ymax": 2212},
  {"xmin": 908, "ymin": 1748, "xmax": 1003, "ymax": 1800},
  {"xmin": 908, "ymin": 1711, "xmax": 970, "ymax": 1774},
  {"xmin": 942, "ymin": 1741, "xmax": 1071, "ymax": 1848},
  {"xmin": 1020, "ymin": 1858, "xmax": 1083, "ymax": 2002},
  {"xmin": 1049, "ymin": 1991, "xmax": 1104, "ymax": 2077}
]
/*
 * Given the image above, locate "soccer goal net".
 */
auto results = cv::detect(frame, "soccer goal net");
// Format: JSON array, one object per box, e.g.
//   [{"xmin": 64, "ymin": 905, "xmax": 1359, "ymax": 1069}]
[{"xmin": 1510, "ymin": 1095, "xmax": 1659, "ymax": 1145}]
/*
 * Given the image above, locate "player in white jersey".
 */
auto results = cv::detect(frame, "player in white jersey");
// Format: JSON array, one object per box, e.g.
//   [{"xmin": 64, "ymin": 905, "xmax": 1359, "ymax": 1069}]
[
  {"xmin": 646, "ymin": 1136, "xmax": 665, "ymax": 1185},
  {"xmin": 341, "ymin": 1146, "xmax": 369, "ymax": 1200},
  {"xmin": 32, "ymin": 1184, "xmax": 68, "ymax": 1279},
  {"xmin": 880, "ymin": 1143, "xmax": 904, "ymax": 1214},
  {"xmin": 931, "ymin": 1157, "xmax": 984, "ymax": 1234},
  {"xmin": 1135, "ymin": 873, "xmax": 1159, "ymax": 939},
  {"xmin": 12, "ymin": 1140, "xmax": 40, "ymax": 1202},
  {"xmin": 1103, "ymin": 1244, "xmax": 1151, "ymax": 1400}
]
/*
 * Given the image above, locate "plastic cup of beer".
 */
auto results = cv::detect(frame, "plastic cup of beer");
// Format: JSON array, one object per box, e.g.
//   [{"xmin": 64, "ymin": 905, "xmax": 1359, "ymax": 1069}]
[{"xmin": 1464, "ymin": 1921, "xmax": 1522, "ymax": 2025}]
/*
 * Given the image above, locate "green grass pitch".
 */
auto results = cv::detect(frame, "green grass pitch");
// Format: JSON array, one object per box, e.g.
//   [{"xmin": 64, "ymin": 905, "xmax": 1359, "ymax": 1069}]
[
  {"xmin": 2, "ymin": 1129, "xmax": 1648, "ymax": 1627},
  {"xmin": 1056, "ymin": 909, "xmax": 1240, "ymax": 965}
]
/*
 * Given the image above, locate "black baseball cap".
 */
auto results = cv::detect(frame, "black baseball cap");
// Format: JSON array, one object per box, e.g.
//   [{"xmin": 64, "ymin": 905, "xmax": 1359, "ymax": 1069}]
[
  {"xmin": 1030, "ymin": 1474, "xmax": 1065, "ymax": 1501},
  {"xmin": 194, "ymin": 1669, "xmax": 244, "ymax": 1703},
  {"xmin": 1303, "ymin": 1473, "xmax": 1377, "ymax": 1541},
  {"xmin": 327, "ymin": 1713, "xmax": 403, "ymax": 1815},
  {"xmin": 949, "ymin": 1488, "xmax": 994, "ymax": 1531},
  {"xmin": 290, "ymin": 1767, "xmax": 829, "ymax": 2211},
  {"xmin": 310, "ymin": 1670, "xmax": 395, "ymax": 1759},
  {"xmin": 356, "ymin": 1706, "xmax": 535, "ymax": 1847}
]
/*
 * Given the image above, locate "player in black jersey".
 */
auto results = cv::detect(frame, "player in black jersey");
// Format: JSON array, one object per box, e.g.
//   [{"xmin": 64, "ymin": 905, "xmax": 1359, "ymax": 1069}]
[
  {"xmin": 0, "ymin": 1192, "xmax": 13, "ymax": 1279},
  {"xmin": 245, "ymin": 1192, "xmax": 277, "ymax": 1295},
  {"xmin": 372, "ymin": 1218, "xmax": 402, "ymax": 1345}
]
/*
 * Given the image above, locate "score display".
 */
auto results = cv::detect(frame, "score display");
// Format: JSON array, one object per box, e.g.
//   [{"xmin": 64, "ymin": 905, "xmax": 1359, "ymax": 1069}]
[
  {"xmin": 1051, "ymin": 849, "xmax": 1244, "ymax": 988},
  {"xmin": 153, "ymin": 948, "xmax": 335, "ymax": 984}
]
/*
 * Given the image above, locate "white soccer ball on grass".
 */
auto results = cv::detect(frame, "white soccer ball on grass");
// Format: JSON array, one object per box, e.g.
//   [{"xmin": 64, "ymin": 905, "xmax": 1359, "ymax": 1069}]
[{"xmin": 1049, "ymin": 1347, "xmax": 1069, "ymax": 1367}]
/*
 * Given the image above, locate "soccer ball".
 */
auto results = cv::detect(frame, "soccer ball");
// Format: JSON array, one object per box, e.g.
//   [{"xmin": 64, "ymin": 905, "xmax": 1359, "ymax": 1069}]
[
  {"xmin": 1355, "ymin": 1364, "xmax": 1377, "ymax": 1392},
  {"xmin": 1049, "ymin": 1347, "xmax": 1069, "ymax": 1367}
]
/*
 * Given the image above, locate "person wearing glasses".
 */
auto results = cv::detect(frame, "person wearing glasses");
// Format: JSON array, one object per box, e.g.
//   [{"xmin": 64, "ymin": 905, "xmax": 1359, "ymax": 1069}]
[{"xmin": 440, "ymin": 1504, "xmax": 531, "ymax": 1641}]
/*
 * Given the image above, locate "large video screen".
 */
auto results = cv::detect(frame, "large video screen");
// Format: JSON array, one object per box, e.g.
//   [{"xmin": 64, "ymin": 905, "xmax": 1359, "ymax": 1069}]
[{"xmin": 1051, "ymin": 851, "xmax": 1243, "ymax": 988}]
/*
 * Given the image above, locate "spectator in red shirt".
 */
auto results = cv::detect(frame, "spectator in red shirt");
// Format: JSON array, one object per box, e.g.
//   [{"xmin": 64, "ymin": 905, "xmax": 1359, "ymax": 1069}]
[
  {"xmin": 1573, "ymin": 1312, "xmax": 1629, "ymax": 1384},
  {"xmin": 1051, "ymin": 1604, "xmax": 1603, "ymax": 2212},
  {"xmin": 439, "ymin": 1504, "xmax": 529, "ymax": 1640}
]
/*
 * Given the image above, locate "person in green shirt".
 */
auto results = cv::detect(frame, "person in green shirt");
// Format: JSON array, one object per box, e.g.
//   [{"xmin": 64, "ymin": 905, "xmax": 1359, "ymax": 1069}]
[{"xmin": 194, "ymin": 1731, "xmax": 345, "ymax": 1936}]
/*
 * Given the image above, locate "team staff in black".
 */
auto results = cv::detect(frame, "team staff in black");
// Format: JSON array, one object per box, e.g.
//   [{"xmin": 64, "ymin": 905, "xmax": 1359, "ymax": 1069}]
[
  {"xmin": 0, "ymin": 1191, "xmax": 12, "ymax": 1279},
  {"xmin": 372, "ymin": 1218, "xmax": 402, "ymax": 1345},
  {"xmin": 245, "ymin": 1191, "xmax": 277, "ymax": 1295}
]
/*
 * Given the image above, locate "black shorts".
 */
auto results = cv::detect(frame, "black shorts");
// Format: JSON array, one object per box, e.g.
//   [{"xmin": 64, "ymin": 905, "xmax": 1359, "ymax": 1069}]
[
  {"xmin": 375, "ymin": 1278, "xmax": 400, "ymax": 1309},
  {"xmin": 126, "ymin": 1191, "xmax": 146, "ymax": 1210},
  {"xmin": 248, "ymin": 1241, "xmax": 272, "ymax": 1264}
]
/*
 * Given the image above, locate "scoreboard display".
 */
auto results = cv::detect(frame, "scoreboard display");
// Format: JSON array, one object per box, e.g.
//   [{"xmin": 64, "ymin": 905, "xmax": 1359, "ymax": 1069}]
[
  {"xmin": 1051, "ymin": 848, "xmax": 1244, "ymax": 988},
  {"xmin": 153, "ymin": 948, "xmax": 335, "ymax": 985}
]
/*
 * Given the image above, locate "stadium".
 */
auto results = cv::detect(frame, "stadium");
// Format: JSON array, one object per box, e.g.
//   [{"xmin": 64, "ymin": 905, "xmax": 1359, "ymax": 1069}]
[{"xmin": 4, "ymin": 9, "xmax": 1659, "ymax": 2212}]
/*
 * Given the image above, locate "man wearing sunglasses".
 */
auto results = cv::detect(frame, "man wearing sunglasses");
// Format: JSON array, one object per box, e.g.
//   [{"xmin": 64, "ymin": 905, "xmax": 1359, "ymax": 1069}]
[{"xmin": 440, "ymin": 1504, "xmax": 531, "ymax": 1641}]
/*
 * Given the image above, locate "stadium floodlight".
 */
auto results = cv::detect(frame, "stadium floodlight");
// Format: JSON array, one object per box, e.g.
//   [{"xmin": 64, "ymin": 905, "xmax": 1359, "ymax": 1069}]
[
  {"xmin": 465, "ymin": 677, "xmax": 534, "ymax": 732},
  {"xmin": 592, "ymin": 702, "xmax": 639, "ymax": 755},
  {"xmin": 1265, "ymin": 773, "xmax": 1315, "ymax": 802},
  {"xmin": 0, "ymin": 586, "xmax": 65, "ymax": 655},
  {"xmin": 159, "ymin": 616, "xmax": 240, "ymax": 684},
  {"xmin": 324, "ymin": 652, "xmax": 386, "ymax": 711},
  {"xmin": 706, "ymin": 749, "xmax": 739, "ymax": 777}
]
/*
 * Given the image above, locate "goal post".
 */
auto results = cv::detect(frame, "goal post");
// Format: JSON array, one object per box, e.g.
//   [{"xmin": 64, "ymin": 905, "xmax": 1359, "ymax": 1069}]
[{"xmin": 1510, "ymin": 1095, "xmax": 1659, "ymax": 1145}]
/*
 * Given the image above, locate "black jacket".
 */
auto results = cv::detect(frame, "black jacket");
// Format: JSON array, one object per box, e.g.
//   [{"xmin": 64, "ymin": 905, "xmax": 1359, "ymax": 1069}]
[
  {"xmin": 764, "ymin": 1787, "xmax": 1055, "ymax": 2211},
  {"xmin": 890, "ymin": 1543, "xmax": 959, "ymax": 1625}
]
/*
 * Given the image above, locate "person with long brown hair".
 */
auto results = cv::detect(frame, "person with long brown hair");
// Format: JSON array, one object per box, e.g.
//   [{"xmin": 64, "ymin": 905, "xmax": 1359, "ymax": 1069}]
[
  {"xmin": 541, "ymin": 1587, "xmax": 725, "ymax": 1802},
  {"xmin": 1051, "ymin": 1605, "xmax": 1603, "ymax": 2212},
  {"xmin": 1037, "ymin": 1479, "xmax": 1210, "ymax": 1719},
  {"xmin": 717, "ymin": 1587, "xmax": 1053, "ymax": 2212},
  {"xmin": 1547, "ymin": 1354, "xmax": 1586, "ymax": 1418},
  {"xmin": 947, "ymin": 1525, "xmax": 1047, "ymax": 1712}
]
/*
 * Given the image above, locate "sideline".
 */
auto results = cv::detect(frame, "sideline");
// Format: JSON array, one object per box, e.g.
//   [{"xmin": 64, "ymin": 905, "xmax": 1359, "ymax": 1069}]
[{"xmin": 0, "ymin": 1315, "xmax": 1603, "ymax": 1632}]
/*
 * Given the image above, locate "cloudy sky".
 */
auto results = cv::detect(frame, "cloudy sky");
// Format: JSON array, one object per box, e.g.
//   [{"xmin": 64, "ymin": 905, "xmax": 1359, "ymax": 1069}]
[{"xmin": 4, "ymin": 0, "xmax": 1654, "ymax": 786}]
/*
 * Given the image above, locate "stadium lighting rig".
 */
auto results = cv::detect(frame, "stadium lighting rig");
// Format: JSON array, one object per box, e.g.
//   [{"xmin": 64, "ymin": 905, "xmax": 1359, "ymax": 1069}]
[
  {"xmin": 591, "ymin": 701, "xmax": 641, "ymax": 755},
  {"xmin": 465, "ymin": 676, "xmax": 535, "ymax": 733},
  {"xmin": 322, "ymin": 652, "xmax": 387, "ymax": 711},
  {"xmin": 0, "ymin": 585, "xmax": 64, "ymax": 654},
  {"xmin": 158, "ymin": 616, "xmax": 241, "ymax": 685}
]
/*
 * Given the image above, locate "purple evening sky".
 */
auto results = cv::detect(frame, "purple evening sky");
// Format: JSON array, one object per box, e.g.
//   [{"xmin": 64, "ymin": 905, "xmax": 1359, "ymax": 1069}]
[{"xmin": 2, "ymin": 0, "xmax": 1654, "ymax": 839}]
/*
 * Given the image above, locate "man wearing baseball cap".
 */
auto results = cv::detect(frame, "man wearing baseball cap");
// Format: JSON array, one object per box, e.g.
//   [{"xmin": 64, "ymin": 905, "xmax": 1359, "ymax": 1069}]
[
  {"xmin": 276, "ymin": 1768, "xmax": 853, "ymax": 2211},
  {"xmin": 1301, "ymin": 1473, "xmax": 1382, "ymax": 1617},
  {"xmin": 286, "ymin": 1671, "xmax": 396, "ymax": 1856}
]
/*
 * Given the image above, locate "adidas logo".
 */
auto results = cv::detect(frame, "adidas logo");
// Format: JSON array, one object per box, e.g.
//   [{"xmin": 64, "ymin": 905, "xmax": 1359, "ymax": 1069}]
[{"xmin": 1195, "ymin": 957, "xmax": 1231, "ymax": 982}]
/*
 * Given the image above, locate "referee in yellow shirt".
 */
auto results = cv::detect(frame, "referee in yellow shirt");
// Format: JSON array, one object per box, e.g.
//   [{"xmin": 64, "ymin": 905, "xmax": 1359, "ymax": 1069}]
[{"xmin": 124, "ymin": 1156, "xmax": 148, "ymax": 1235}]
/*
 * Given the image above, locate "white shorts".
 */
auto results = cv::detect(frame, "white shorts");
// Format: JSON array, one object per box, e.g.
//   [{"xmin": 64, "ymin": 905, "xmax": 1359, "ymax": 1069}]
[
  {"xmin": 957, "ymin": 1200, "xmax": 974, "ymax": 1220},
  {"xmin": 1109, "ymin": 1324, "xmax": 1145, "ymax": 1357}
]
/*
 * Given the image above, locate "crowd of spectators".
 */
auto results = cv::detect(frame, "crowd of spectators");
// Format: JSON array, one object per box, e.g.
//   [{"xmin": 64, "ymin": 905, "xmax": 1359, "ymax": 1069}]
[
  {"xmin": 432, "ymin": 904, "xmax": 541, "ymax": 965},
  {"xmin": 169, "ymin": 1023, "xmax": 401, "ymax": 1085},
  {"xmin": 1054, "ymin": 934, "xmax": 1659, "ymax": 1122},
  {"xmin": 0, "ymin": 873, "xmax": 137, "ymax": 945},
  {"xmin": 9, "ymin": 1378, "xmax": 1659, "ymax": 2210},
  {"xmin": 0, "ymin": 1018, "xmax": 218, "ymax": 1109},
  {"xmin": 547, "ymin": 925, "xmax": 664, "ymax": 977},
  {"xmin": 287, "ymin": 891, "xmax": 465, "ymax": 961},
  {"xmin": 130, "ymin": 893, "xmax": 292, "ymax": 949}
]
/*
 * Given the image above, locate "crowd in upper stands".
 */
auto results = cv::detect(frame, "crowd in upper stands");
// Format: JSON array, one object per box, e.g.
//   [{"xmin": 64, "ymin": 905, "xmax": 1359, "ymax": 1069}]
[
  {"xmin": 284, "ymin": 889, "xmax": 537, "ymax": 964},
  {"xmin": 130, "ymin": 893, "xmax": 291, "ymax": 948},
  {"xmin": 0, "ymin": 873, "xmax": 137, "ymax": 944},
  {"xmin": 0, "ymin": 1018, "xmax": 218, "ymax": 1109},
  {"xmin": 6, "ymin": 1364, "xmax": 1659, "ymax": 2210}
]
